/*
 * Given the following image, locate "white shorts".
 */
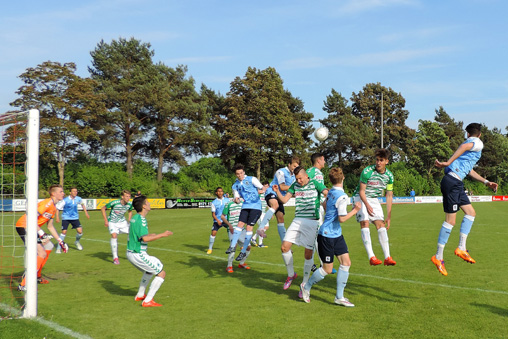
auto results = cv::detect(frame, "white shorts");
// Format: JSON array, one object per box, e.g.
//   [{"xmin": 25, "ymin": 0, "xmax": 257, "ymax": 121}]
[
  {"xmin": 354, "ymin": 196, "xmax": 384, "ymax": 223},
  {"xmin": 283, "ymin": 218, "xmax": 320, "ymax": 250},
  {"xmin": 109, "ymin": 220, "xmax": 129, "ymax": 235},
  {"xmin": 127, "ymin": 251, "xmax": 163, "ymax": 275}
]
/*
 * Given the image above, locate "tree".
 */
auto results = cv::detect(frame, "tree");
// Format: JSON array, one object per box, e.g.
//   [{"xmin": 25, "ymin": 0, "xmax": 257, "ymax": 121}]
[
  {"xmin": 88, "ymin": 37, "xmax": 155, "ymax": 179},
  {"xmin": 219, "ymin": 67, "xmax": 312, "ymax": 178},
  {"xmin": 10, "ymin": 61, "xmax": 101, "ymax": 186},
  {"xmin": 147, "ymin": 63, "xmax": 217, "ymax": 181},
  {"xmin": 350, "ymin": 83, "xmax": 414, "ymax": 161},
  {"xmin": 319, "ymin": 88, "xmax": 374, "ymax": 174},
  {"xmin": 434, "ymin": 106, "xmax": 464, "ymax": 150},
  {"xmin": 476, "ymin": 126, "xmax": 508, "ymax": 186}
]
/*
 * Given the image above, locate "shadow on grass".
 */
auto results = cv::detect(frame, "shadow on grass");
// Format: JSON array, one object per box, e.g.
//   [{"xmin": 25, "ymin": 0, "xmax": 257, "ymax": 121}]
[
  {"xmin": 86, "ymin": 251, "xmax": 113, "ymax": 263},
  {"xmin": 471, "ymin": 302, "xmax": 508, "ymax": 317},
  {"xmin": 98, "ymin": 279, "xmax": 137, "ymax": 297}
]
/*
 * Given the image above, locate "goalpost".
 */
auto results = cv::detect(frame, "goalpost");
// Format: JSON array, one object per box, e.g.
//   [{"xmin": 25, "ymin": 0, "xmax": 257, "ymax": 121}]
[{"xmin": 0, "ymin": 109, "xmax": 39, "ymax": 319}]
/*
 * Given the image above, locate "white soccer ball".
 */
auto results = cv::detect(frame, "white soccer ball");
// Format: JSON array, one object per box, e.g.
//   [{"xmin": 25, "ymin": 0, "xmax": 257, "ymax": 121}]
[{"xmin": 314, "ymin": 127, "xmax": 329, "ymax": 142}]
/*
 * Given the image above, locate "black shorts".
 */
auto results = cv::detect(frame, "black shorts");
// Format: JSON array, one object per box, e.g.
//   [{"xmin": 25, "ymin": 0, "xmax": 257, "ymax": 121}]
[
  {"xmin": 440, "ymin": 174, "xmax": 471, "ymax": 213},
  {"xmin": 16, "ymin": 227, "xmax": 42, "ymax": 245},
  {"xmin": 211, "ymin": 221, "xmax": 226, "ymax": 232},
  {"xmin": 62, "ymin": 219, "xmax": 82, "ymax": 230},
  {"xmin": 317, "ymin": 234, "xmax": 348, "ymax": 264},
  {"xmin": 265, "ymin": 193, "xmax": 285, "ymax": 215},
  {"xmin": 239, "ymin": 209, "xmax": 262, "ymax": 226}
]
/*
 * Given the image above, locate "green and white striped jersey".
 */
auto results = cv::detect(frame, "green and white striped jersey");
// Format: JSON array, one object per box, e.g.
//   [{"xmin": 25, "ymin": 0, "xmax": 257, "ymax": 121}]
[
  {"xmin": 223, "ymin": 201, "xmax": 242, "ymax": 228},
  {"xmin": 105, "ymin": 199, "xmax": 133, "ymax": 223},
  {"xmin": 288, "ymin": 179, "xmax": 327, "ymax": 219},
  {"xmin": 353, "ymin": 165, "xmax": 394, "ymax": 198}
]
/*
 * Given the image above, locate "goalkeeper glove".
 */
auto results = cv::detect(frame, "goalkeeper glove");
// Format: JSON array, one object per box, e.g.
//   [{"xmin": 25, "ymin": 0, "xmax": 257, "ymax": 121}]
[{"xmin": 58, "ymin": 240, "xmax": 68, "ymax": 253}]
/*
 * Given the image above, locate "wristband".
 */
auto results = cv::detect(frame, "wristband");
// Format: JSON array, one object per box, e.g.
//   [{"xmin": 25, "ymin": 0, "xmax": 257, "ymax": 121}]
[
  {"xmin": 484, "ymin": 179, "xmax": 489, "ymax": 185},
  {"xmin": 57, "ymin": 238, "xmax": 62, "ymax": 243}
]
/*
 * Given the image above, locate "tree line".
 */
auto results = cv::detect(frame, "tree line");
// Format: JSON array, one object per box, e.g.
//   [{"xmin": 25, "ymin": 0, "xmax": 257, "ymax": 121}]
[{"xmin": 4, "ymin": 37, "xmax": 508, "ymax": 197}]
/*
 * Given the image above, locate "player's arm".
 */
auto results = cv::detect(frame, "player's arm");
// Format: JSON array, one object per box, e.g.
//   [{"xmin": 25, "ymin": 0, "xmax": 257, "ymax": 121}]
[
  {"xmin": 81, "ymin": 203, "xmax": 90, "ymax": 219},
  {"xmin": 435, "ymin": 142, "xmax": 473, "ymax": 168},
  {"xmin": 221, "ymin": 215, "xmax": 234, "ymax": 233},
  {"xmin": 338, "ymin": 198, "xmax": 362, "ymax": 223},
  {"xmin": 127, "ymin": 210, "xmax": 133, "ymax": 222},
  {"xmin": 469, "ymin": 169, "xmax": 498, "ymax": 192},
  {"xmin": 212, "ymin": 211, "xmax": 222, "ymax": 225},
  {"xmin": 55, "ymin": 210, "xmax": 60, "ymax": 223},
  {"xmin": 141, "ymin": 230, "xmax": 173, "ymax": 242},
  {"xmin": 359, "ymin": 182, "xmax": 374, "ymax": 216},
  {"xmin": 385, "ymin": 190, "xmax": 393, "ymax": 229},
  {"xmin": 101, "ymin": 205, "xmax": 109, "ymax": 227},
  {"xmin": 274, "ymin": 185, "xmax": 293, "ymax": 204}
]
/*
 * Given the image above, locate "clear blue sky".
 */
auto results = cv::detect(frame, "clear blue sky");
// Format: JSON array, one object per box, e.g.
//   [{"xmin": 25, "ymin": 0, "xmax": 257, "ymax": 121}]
[{"xmin": 1, "ymin": 0, "xmax": 507, "ymax": 131}]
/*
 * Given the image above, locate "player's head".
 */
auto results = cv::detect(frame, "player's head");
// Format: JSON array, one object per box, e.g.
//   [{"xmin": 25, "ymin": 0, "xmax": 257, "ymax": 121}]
[
  {"xmin": 215, "ymin": 187, "xmax": 224, "ymax": 198},
  {"xmin": 287, "ymin": 156, "xmax": 300, "ymax": 173},
  {"xmin": 375, "ymin": 149, "xmax": 390, "ymax": 173},
  {"xmin": 49, "ymin": 184, "xmax": 65, "ymax": 202},
  {"xmin": 465, "ymin": 123, "xmax": 482, "ymax": 137},
  {"xmin": 233, "ymin": 164, "xmax": 245, "ymax": 181},
  {"xmin": 70, "ymin": 187, "xmax": 78, "ymax": 197},
  {"xmin": 132, "ymin": 195, "xmax": 149, "ymax": 213},
  {"xmin": 310, "ymin": 153, "xmax": 325, "ymax": 169},
  {"xmin": 294, "ymin": 166, "xmax": 310, "ymax": 186},
  {"xmin": 121, "ymin": 190, "xmax": 132, "ymax": 203},
  {"xmin": 329, "ymin": 167, "xmax": 344, "ymax": 185}
]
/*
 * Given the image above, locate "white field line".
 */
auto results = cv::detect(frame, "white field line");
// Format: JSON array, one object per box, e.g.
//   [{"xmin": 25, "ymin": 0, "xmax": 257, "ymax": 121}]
[{"xmin": 87, "ymin": 238, "xmax": 508, "ymax": 296}]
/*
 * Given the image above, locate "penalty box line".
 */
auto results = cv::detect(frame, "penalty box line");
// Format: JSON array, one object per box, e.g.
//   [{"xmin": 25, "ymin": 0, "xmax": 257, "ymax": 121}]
[{"xmin": 86, "ymin": 237, "xmax": 508, "ymax": 296}]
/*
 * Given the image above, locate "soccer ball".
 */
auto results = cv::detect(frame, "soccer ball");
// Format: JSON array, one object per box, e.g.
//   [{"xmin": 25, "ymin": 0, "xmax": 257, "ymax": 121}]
[{"xmin": 314, "ymin": 127, "xmax": 329, "ymax": 142}]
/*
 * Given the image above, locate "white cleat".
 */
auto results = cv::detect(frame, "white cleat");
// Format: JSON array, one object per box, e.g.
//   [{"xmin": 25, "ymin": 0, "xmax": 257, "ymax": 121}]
[
  {"xmin": 55, "ymin": 247, "xmax": 61, "ymax": 254},
  {"xmin": 300, "ymin": 283, "xmax": 310, "ymax": 303},
  {"xmin": 334, "ymin": 297, "xmax": 355, "ymax": 307},
  {"xmin": 75, "ymin": 241, "xmax": 83, "ymax": 250}
]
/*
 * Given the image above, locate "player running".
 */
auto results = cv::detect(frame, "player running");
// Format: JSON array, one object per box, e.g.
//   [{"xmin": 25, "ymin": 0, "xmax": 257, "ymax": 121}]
[
  {"xmin": 127, "ymin": 195, "xmax": 173, "ymax": 307},
  {"xmin": 432, "ymin": 123, "xmax": 498, "ymax": 276},
  {"xmin": 101, "ymin": 190, "xmax": 133, "ymax": 264},
  {"xmin": 353, "ymin": 149, "xmax": 396, "ymax": 266},
  {"xmin": 55, "ymin": 187, "xmax": 90, "ymax": 252}
]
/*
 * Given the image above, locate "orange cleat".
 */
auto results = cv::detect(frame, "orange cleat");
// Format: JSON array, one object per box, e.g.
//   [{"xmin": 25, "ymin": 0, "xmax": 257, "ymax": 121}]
[
  {"xmin": 238, "ymin": 263, "xmax": 251, "ymax": 270},
  {"xmin": 383, "ymin": 257, "xmax": 397, "ymax": 266},
  {"xmin": 37, "ymin": 277, "xmax": 49, "ymax": 284},
  {"xmin": 227, "ymin": 266, "xmax": 234, "ymax": 273},
  {"xmin": 135, "ymin": 294, "xmax": 146, "ymax": 301},
  {"xmin": 369, "ymin": 256, "xmax": 382, "ymax": 266},
  {"xmin": 454, "ymin": 248, "xmax": 476, "ymax": 264},
  {"xmin": 431, "ymin": 256, "xmax": 448, "ymax": 276},
  {"xmin": 142, "ymin": 300, "xmax": 162, "ymax": 307}
]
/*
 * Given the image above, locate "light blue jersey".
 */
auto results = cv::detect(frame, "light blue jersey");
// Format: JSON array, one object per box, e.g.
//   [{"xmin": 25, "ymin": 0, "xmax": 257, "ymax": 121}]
[
  {"xmin": 58, "ymin": 196, "xmax": 83, "ymax": 220},
  {"xmin": 232, "ymin": 176, "xmax": 263, "ymax": 210},
  {"xmin": 318, "ymin": 187, "xmax": 349, "ymax": 238},
  {"xmin": 445, "ymin": 137, "xmax": 483, "ymax": 180},
  {"xmin": 211, "ymin": 197, "xmax": 229, "ymax": 221},
  {"xmin": 265, "ymin": 167, "xmax": 295, "ymax": 197}
]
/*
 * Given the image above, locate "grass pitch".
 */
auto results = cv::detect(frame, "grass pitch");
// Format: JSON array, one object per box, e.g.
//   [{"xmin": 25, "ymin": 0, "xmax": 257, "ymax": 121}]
[{"xmin": 1, "ymin": 202, "xmax": 508, "ymax": 338}]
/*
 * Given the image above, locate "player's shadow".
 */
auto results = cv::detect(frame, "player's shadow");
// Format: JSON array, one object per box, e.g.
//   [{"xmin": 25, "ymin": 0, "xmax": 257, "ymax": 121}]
[
  {"xmin": 177, "ymin": 255, "xmax": 299, "ymax": 299},
  {"xmin": 471, "ymin": 302, "xmax": 508, "ymax": 317},
  {"xmin": 342, "ymin": 280, "xmax": 411, "ymax": 302},
  {"xmin": 87, "ymin": 251, "xmax": 114, "ymax": 263},
  {"xmin": 98, "ymin": 279, "xmax": 137, "ymax": 297}
]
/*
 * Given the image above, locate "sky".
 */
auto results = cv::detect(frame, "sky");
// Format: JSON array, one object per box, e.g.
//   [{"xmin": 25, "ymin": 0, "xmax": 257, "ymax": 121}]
[{"xmin": 1, "ymin": 0, "xmax": 507, "ymax": 131}]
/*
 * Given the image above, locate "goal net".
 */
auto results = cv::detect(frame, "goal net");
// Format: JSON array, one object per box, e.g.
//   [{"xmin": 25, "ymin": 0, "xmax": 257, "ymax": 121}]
[{"xmin": 0, "ymin": 109, "xmax": 39, "ymax": 319}]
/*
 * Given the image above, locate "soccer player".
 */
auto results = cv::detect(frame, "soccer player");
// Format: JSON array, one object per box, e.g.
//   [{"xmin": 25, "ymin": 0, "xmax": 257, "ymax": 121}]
[
  {"xmin": 101, "ymin": 190, "xmax": 133, "ymax": 265},
  {"xmin": 207, "ymin": 187, "xmax": 230, "ymax": 254},
  {"xmin": 127, "ymin": 195, "xmax": 173, "ymax": 307},
  {"xmin": 225, "ymin": 164, "xmax": 266, "ymax": 262},
  {"xmin": 431, "ymin": 123, "xmax": 498, "ymax": 276},
  {"xmin": 353, "ymin": 149, "xmax": 396, "ymax": 266},
  {"xmin": 221, "ymin": 199, "xmax": 252, "ymax": 273},
  {"xmin": 55, "ymin": 187, "xmax": 90, "ymax": 252},
  {"xmin": 256, "ymin": 156, "xmax": 300, "ymax": 241},
  {"xmin": 274, "ymin": 166, "xmax": 328, "ymax": 291},
  {"xmin": 300, "ymin": 168, "xmax": 361, "ymax": 306},
  {"xmin": 15, "ymin": 184, "xmax": 67, "ymax": 290}
]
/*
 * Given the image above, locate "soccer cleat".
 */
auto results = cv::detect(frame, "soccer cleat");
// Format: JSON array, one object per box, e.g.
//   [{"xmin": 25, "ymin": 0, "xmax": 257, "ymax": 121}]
[
  {"xmin": 235, "ymin": 252, "xmax": 247, "ymax": 261},
  {"xmin": 134, "ymin": 294, "xmax": 147, "ymax": 301},
  {"xmin": 300, "ymin": 283, "xmax": 310, "ymax": 303},
  {"xmin": 258, "ymin": 244, "xmax": 268, "ymax": 248},
  {"xmin": 238, "ymin": 263, "xmax": 251, "ymax": 270},
  {"xmin": 250, "ymin": 239, "xmax": 258, "ymax": 247},
  {"xmin": 227, "ymin": 266, "xmax": 234, "ymax": 273},
  {"xmin": 37, "ymin": 277, "xmax": 49, "ymax": 284},
  {"xmin": 283, "ymin": 273, "xmax": 297, "ymax": 290},
  {"xmin": 142, "ymin": 300, "xmax": 162, "ymax": 307},
  {"xmin": 256, "ymin": 228, "xmax": 267, "ymax": 238},
  {"xmin": 369, "ymin": 256, "xmax": 382, "ymax": 266},
  {"xmin": 17, "ymin": 284, "xmax": 26, "ymax": 292},
  {"xmin": 334, "ymin": 297, "xmax": 355, "ymax": 307},
  {"xmin": 454, "ymin": 248, "xmax": 476, "ymax": 264},
  {"xmin": 75, "ymin": 241, "xmax": 83, "ymax": 251},
  {"xmin": 113, "ymin": 258, "xmax": 120, "ymax": 265},
  {"xmin": 225, "ymin": 246, "xmax": 234, "ymax": 254},
  {"xmin": 206, "ymin": 249, "xmax": 212, "ymax": 254},
  {"xmin": 431, "ymin": 256, "xmax": 448, "ymax": 276},
  {"xmin": 384, "ymin": 257, "xmax": 397, "ymax": 266},
  {"xmin": 55, "ymin": 247, "xmax": 61, "ymax": 254}
]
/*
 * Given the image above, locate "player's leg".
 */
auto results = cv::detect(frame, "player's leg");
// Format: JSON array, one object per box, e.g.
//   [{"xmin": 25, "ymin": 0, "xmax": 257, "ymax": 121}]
[
  {"xmin": 355, "ymin": 197, "xmax": 380, "ymax": 265},
  {"xmin": 237, "ymin": 210, "xmax": 260, "ymax": 258},
  {"xmin": 281, "ymin": 219, "xmax": 299, "ymax": 289},
  {"xmin": 110, "ymin": 223, "xmax": 120, "ymax": 264},
  {"xmin": 257, "ymin": 195, "xmax": 279, "ymax": 234},
  {"xmin": 208, "ymin": 226, "xmax": 219, "ymax": 254},
  {"xmin": 226, "ymin": 212, "xmax": 247, "ymax": 253},
  {"xmin": 20, "ymin": 243, "xmax": 48, "ymax": 288},
  {"xmin": 134, "ymin": 271, "xmax": 153, "ymax": 301},
  {"xmin": 374, "ymin": 220, "xmax": 396, "ymax": 266},
  {"xmin": 301, "ymin": 235, "xmax": 331, "ymax": 302},
  {"xmin": 275, "ymin": 210, "xmax": 286, "ymax": 242},
  {"xmin": 237, "ymin": 234, "xmax": 251, "ymax": 269},
  {"xmin": 335, "ymin": 251, "xmax": 354, "ymax": 307},
  {"xmin": 143, "ymin": 269, "xmax": 165, "ymax": 307},
  {"xmin": 300, "ymin": 219, "xmax": 320, "ymax": 286},
  {"xmin": 455, "ymin": 203, "xmax": 477, "ymax": 263},
  {"xmin": 74, "ymin": 221, "xmax": 83, "ymax": 250}
]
